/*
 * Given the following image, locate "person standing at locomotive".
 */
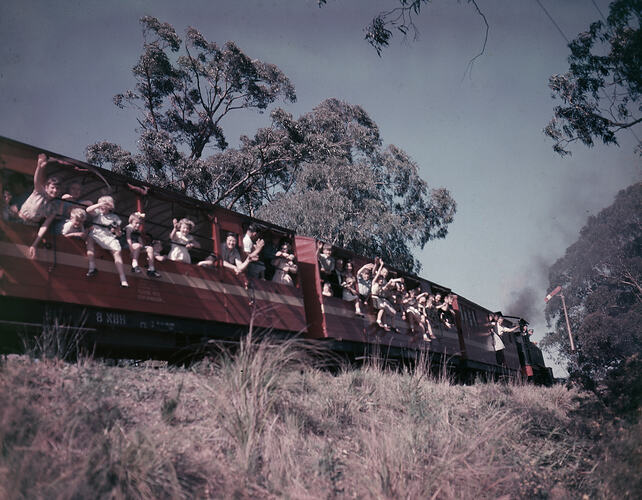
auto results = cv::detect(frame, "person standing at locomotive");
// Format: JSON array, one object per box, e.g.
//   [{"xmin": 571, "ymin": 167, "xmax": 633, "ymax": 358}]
[
  {"xmin": 490, "ymin": 314, "xmax": 520, "ymax": 366},
  {"xmin": 242, "ymin": 223, "xmax": 266, "ymax": 279},
  {"xmin": 86, "ymin": 195, "xmax": 129, "ymax": 287},
  {"xmin": 20, "ymin": 154, "xmax": 63, "ymax": 259}
]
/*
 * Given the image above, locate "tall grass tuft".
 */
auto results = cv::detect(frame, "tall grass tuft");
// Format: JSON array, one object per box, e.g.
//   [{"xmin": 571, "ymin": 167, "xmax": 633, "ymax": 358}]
[
  {"xmin": 161, "ymin": 381, "xmax": 183, "ymax": 425},
  {"xmin": 21, "ymin": 309, "xmax": 92, "ymax": 362},
  {"xmin": 204, "ymin": 331, "xmax": 313, "ymax": 475},
  {"xmin": 1, "ymin": 334, "xmax": 639, "ymax": 498}
]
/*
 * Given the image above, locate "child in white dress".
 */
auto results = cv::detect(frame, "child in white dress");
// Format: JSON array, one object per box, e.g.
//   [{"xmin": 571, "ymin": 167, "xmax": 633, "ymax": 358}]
[{"xmin": 169, "ymin": 218, "xmax": 199, "ymax": 264}]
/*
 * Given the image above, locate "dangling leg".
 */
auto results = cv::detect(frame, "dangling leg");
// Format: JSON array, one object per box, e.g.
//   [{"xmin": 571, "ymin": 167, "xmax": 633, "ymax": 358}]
[
  {"xmin": 86, "ymin": 238, "xmax": 97, "ymax": 277},
  {"xmin": 145, "ymin": 245, "xmax": 160, "ymax": 277},
  {"xmin": 376, "ymin": 308, "xmax": 385, "ymax": 328},
  {"xmin": 113, "ymin": 250, "xmax": 128, "ymax": 287},
  {"xmin": 131, "ymin": 243, "xmax": 142, "ymax": 273}
]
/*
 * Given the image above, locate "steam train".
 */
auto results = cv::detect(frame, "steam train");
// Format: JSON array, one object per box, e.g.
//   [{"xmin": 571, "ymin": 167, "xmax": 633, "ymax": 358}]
[{"xmin": 0, "ymin": 137, "xmax": 553, "ymax": 384}]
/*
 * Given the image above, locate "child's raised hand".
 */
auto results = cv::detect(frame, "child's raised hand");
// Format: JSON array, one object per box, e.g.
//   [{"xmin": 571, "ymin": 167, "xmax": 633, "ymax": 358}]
[
  {"xmin": 36, "ymin": 154, "xmax": 47, "ymax": 169},
  {"xmin": 173, "ymin": 218, "xmax": 179, "ymax": 228},
  {"xmin": 28, "ymin": 246, "xmax": 37, "ymax": 260}
]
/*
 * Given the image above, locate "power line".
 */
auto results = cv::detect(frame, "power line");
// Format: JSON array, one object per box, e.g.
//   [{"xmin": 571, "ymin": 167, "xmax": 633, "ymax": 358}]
[
  {"xmin": 534, "ymin": 0, "xmax": 570, "ymax": 44},
  {"xmin": 534, "ymin": 0, "xmax": 641, "ymax": 149},
  {"xmin": 590, "ymin": 0, "xmax": 607, "ymax": 23}
]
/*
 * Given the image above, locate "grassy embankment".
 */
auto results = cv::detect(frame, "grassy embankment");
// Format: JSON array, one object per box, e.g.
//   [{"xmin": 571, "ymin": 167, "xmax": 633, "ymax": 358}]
[{"xmin": 1, "ymin": 335, "xmax": 640, "ymax": 499}]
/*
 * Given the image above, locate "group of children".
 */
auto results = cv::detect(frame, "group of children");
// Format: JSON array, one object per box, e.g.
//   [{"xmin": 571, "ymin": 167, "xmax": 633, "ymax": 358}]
[
  {"xmin": 7, "ymin": 154, "xmax": 213, "ymax": 286},
  {"xmin": 7, "ymin": 154, "xmax": 301, "ymax": 287},
  {"xmin": 317, "ymin": 241, "xmax": 457, "ymax": 341}
]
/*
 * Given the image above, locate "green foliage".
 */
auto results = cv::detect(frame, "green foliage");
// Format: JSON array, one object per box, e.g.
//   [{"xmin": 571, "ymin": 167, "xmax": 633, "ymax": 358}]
[
  {"xmin": 544, "ymin": 182, "xmax": 642, "ymax": 415},
  {"xmin": 87, "ymin": 20, "xmax": 455, "ymax": 273},
  {"xmin": 256, "ymin": 99, "xmax": 456, "ymax": 273},
  {"xmin": 545, "ymin": 0, "xmax": 642, "ymax": 156},
  {"xmin": 87, "ymin": 16, "xmax": 296, "ymax": 190}
]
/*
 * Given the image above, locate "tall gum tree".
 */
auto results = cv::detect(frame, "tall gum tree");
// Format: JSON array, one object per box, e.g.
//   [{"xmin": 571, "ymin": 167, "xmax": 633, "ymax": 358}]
[
  {"xmin": 86, "ymin": 19, "xmax": 456, "ymax": 274},
  {"xmin": 86, "ymin": 16, "xmax": 296, "ymax": 191},
  {"xmin": 255, "ymin": 99, "xmax": 456, "ymax": 273},
  {"xmin": 543, "ymin": 183, "xmax": 641, "ymax": 411},
  {"xmin": 545, "ymin": 0, "xmax": 642, "ymax": 156}
]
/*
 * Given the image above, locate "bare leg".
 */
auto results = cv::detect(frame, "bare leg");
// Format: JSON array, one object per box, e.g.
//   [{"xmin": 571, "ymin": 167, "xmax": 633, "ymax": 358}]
[
  {"xmin": 425, "ymin": 318, "xmax": 435, "ymax": 339},
  {"xmin": 113, "ymin": 250, "xmax": 128, "ymax": 286},
  {"xmin": 86, "ymin": 238, "xmax": 96, "ymax": 270},
  {"xmin": 145, "ymin": 246, "xmax": 161, "ymax": 277},
  {"xmin": 131, "ymin": 243, "xmax": 141, "ymax": 270},
  {"xmin": 145, "ymin": 246, "xmax": 155, "ymax": 270}
]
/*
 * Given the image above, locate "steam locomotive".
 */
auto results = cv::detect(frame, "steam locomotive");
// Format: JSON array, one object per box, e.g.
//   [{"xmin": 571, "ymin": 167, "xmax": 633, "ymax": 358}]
[{"xmin": 0, "ymin": 137, "xmax": 553, "ymax": 384}]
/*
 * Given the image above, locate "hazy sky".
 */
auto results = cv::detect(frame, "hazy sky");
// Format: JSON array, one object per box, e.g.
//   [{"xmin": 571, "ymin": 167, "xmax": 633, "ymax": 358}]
[{"xmin": 1, "ymin": 0, "xmax": 640, "ymax": 374}]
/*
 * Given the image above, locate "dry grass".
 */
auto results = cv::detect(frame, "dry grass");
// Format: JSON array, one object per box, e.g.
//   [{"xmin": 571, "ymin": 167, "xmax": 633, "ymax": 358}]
[{"xmin": 0, "ymin": 336, "xmax": 639, "ymax": 499}]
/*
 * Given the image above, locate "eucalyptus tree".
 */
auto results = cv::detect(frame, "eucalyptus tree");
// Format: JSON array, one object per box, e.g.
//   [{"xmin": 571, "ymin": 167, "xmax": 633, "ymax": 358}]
[
  {"xmin": 87, "ymin": 18, "xmax": 456, "ymax": 273},
  {"xmin": 545, "ymin": 0, "xmax": 642, "ymax": 156},
  {"xmin": 178, "ymin": 98, "xmax": 455, "ymax": 273},
  {"xmin": 318, "ymin": 0, "xmax": 487, "ymax": 63},
  {"xmin": 544, "ymin": 182, "xmax": 642, "ymax": 414},
  {"xmin": 87, "ymin": 16, "xmax": 296, "ymax": 191},
  {"xmin": 254, "ymin": 99, "xmax": 456, "ymax": 273}
]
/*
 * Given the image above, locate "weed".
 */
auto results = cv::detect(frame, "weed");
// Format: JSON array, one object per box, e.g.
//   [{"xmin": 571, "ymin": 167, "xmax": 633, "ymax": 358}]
[
  {"xmin": 21, "ymin": 309, "xmax": 92, "ymax": 362},
  {"xmin": 161, "ymin": 381, "xmax": 183, "ymax": 425},
  {"xmin": 1, "ymin": 345, "xmax": 639, "ymax": 498}
]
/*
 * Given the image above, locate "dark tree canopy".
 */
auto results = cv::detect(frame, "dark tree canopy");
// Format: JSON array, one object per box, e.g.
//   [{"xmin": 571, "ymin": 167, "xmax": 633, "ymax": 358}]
[
  {"xmin": 87, "ymin": 19, "xmax": 456, "ymax": 274},
  {"xmin": 255, "ymin": 99, "xmax": 456, "ymax": 273},
  {"xmin": 186, "ymin": 98, "xmax": 456, "ymax": 273},
  {"xmin": 87, "ymin": 16, "xmax": 296, "ymax": 189},
  {"xmin": 543, "ymin": 182, "xmax": 641, "ymax": 412},
  {"xmin": 545, "ymin": 0, "xmax": 642, "ymax": 156}
]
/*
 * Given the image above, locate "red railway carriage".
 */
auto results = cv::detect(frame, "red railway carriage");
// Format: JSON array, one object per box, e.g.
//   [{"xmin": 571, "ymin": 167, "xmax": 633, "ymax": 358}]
[
  {"xmin": 295, "ymin": 235, "xmax": 523, "ymax": 377},
  {"xmin": 0, "ymin": 136, "xmax": 552, "ymax": 383},
  {"xmin": 0, "ymin": 137, "xmax": 306, "ymax": 356}
]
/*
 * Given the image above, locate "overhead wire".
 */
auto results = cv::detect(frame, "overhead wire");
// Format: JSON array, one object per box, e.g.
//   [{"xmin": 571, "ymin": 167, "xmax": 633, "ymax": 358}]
[
  {"xmin": 534, "ymin": 0, "xmax": 641, "ymax": 149},
  {"xmin": 533, "ymin": 0, "xmax": 569, "ymax": 43},
  {"xmin": 590, "ymin": 0, "xmax": 607, "ymax": 23}
]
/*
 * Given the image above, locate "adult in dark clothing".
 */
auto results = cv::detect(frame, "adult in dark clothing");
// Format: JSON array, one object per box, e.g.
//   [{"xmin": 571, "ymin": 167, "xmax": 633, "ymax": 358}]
[{"xmin": 221, "ymin": 232, "xmax": 251, "ymax": 274}]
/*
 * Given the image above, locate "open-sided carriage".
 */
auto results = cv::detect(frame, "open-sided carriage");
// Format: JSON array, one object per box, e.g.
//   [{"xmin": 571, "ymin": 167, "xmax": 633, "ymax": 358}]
[{"xmin": 0, "ymin": 136, "xmax": 552, "ymax": 384}]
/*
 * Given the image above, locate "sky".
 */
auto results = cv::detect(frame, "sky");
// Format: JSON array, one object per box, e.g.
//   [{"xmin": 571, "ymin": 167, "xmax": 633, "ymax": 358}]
[{"xmin": 1, "ymin": 0, "xmax": 640, "ymax": 375}]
